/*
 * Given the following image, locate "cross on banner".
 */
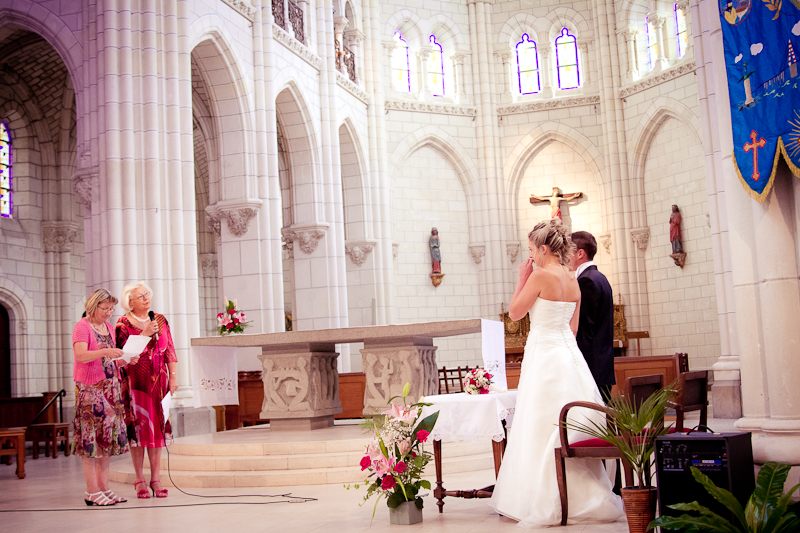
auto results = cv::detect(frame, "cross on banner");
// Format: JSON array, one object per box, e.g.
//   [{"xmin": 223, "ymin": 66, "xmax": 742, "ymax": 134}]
[
  {"xmin": 530, "ymin": 187, "xmax": 583, "ymax": 219},
  {"xmin": 743, "ymin": 130, "xmax": 766, "ymax": 182}
]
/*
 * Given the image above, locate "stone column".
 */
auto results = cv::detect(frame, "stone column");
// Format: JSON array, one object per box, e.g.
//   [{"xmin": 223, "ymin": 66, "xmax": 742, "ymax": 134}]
[
  {"xmin": 417, "ymin": 46, "xmax": 433, "ymax": 100},
  {"xmin": 676, "ymin": 0, "xmax": 692, "ymax": 58},
  {"xmin": 345, "ymin": 29, "xmax": 365, "ymax": 84},
  {"xmin": 578, "ymin": 41, "xmax": 594, "ymax": 91},
  {"xmin": 652, "ymin": 14, "xmax": 670, "ymax": 71},
  {"xmin": 539, "ymin": 43, "xmax": 554, "ymax": 97},
  {"xmin": 452, "ymin": 52, "xmax": 469, "ymax": 103},
  {"xmin": 333, "ymin": 15, "xmax": 348, "ymax": 72},
  {"xmin": 497, "ymin": 51, "xmax": 512, "ymax": 103},
  {"xmin": 621, "ymin": 28, "xmax": 639, "ymax": 83}
]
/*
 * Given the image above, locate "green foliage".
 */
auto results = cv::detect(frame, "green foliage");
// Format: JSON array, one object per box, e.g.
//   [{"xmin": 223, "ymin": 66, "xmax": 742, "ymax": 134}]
[
  {"xmin": 563, "ymin": 382, "xmax": 676, "ymax": 489},
  {"xmin": 648, "ymin": 462, "xmax": 800, "ymax": 533}
]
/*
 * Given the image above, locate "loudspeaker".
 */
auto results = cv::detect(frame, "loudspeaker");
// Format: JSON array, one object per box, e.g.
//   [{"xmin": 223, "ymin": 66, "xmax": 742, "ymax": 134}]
[{"xmin": 655, "ymin": 432, "xmax": 754, "ymax": 530}]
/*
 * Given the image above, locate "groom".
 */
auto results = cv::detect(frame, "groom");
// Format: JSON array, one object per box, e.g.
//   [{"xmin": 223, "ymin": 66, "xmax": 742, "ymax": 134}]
[{"xmin": 570, "ymin": 231, "xmax": 615, "ymax": 401}]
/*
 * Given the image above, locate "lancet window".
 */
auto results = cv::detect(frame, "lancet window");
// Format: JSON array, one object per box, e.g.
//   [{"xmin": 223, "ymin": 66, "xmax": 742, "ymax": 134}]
[
  {"xmin": 429, "ymin": 35, "xmax": 445, "ymax": 97},
  {"xmin": 646, "ymin": 18, "xmax": 658, "ymax": 70},
  {"xmin": 516, "ymin": 33, "xmax": 540, "ymax": 94},
  {"xmin": 0, "ymin": 122, "xmax": 11, "ymax": 218},
  {"xmin": 392, "ymin": 31, "xmax": 411, "ymax": 94},
  {"xmin": 675, "ymin": 4, "xmax": 687, "ymax": 59},
  {"xmin": 555, "ymin": 28, "xmax": 580, "ymax": 90}
]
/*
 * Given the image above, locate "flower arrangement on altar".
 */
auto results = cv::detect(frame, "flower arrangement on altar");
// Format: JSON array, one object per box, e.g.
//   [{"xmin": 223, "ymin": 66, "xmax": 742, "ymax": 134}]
[
  {"xmin": 463, "ymin": 367, "xmax": 493, "ymax": 395},
  {"xmin": 216, "ymin": 298, "xmax": 251, "ymax": 336},
  {"xmin": 347, "ymin": 382, "xmax": 439, "ymax": 518}
]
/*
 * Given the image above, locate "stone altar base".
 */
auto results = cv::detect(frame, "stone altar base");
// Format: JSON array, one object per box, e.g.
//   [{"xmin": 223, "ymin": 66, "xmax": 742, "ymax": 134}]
[{"xmin": 361, "ymin": 342, "xmax": 439, "ymax": 417}]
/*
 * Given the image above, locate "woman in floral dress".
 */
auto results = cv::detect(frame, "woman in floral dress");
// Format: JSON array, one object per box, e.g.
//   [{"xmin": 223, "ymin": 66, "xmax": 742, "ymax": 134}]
[{"xmin": 71, "ymin": 288, "xmax": 139, "ymax": 506}]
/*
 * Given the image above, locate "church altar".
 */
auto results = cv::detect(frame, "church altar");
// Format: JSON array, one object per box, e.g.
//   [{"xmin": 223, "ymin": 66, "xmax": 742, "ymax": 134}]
[{"xmin": 190, "ymin": 319, "xmax": 503, "ymax": 431}]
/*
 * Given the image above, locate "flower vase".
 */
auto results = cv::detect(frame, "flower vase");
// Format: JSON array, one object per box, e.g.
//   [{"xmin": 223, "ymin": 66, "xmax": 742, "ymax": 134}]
[
  {"xmin": 620, "ymin": 487, "xmax": 657, "ymax": 533},
  {"xmin": 389, "ymin": 501, "xmax": 423, "ymax": 525}
]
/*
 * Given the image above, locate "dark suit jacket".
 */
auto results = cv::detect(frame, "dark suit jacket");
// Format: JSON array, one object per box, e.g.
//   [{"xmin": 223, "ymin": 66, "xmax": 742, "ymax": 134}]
[{"xmin": 576, "ymin": 265, "xmax": 616, "ymax": 388}]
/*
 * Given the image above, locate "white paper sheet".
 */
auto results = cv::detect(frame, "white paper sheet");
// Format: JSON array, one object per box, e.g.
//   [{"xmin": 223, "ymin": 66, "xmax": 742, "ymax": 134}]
[
  {"xmin": 119, "ymin": 334, "xmax": 151, "ymax": 363},
  {"xmin": 161, "ymin": 392, "xmax": 171, "ymax": 422}
]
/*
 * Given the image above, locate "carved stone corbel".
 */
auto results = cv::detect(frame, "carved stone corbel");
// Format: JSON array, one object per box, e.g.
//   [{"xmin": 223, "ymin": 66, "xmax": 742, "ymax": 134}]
[
  {"xmin": 208, "ymin": 199, "xmax": 263, "ymax": 238},
  {"xmin": 200, "ymin": 256, "xmax": 218, "ymax": 278},
  {"xmin": 469, "ymin": 244, "xmax": 485, "ymax": 265},
  {"xmin": 282, "ymin": 224, "xmax": 328, "ymax": 255},
  {"xmin": 205, "ymin": 211, "xmax": 222, "ymax": 239},
  {"xmin": 392, "ymin": 243, "xmax": 399, "ymax": 260},
  {"xmin": 41, "ymin": 221, "xmax": 79, "ymax": 253},
  {"xmin": 71, "ymin": 167, "xmax": 98, "ymax": 209},
  {"xmin": 598, "ymin": 233, "xmax": 612, "ymax": 255},
  {"xmin": 506, "ymin": 243, "xmax": 519, "ymax": 263},
  {"xmin": 345, "ymin": 240, "xmax": 376, "ymax": 267},
  {"xmin": 631, "ymin": 228, "xmax": 650, "ymax": 251}
]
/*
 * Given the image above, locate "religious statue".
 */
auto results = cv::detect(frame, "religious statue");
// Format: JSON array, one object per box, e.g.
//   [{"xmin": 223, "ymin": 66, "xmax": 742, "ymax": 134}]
[
  {"xmin": 530, "ymin": 186, "xmax": 583, "ymax": 219},
  {"xmin": 429, "ymin": 227, "xmax": 441, "ymax": 273},
  {"xmin": 669, "ymin": 205, "xmax": 683, "ymax": 254}
]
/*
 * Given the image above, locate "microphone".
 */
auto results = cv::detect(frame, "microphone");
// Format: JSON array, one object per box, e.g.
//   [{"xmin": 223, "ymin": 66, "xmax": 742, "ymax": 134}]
[{"xmin": 148, "ymin": 310, "xmax": 159, "ymax": 342}]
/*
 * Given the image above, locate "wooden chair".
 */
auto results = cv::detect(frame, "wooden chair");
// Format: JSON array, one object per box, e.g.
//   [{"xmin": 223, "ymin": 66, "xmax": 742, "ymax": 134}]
[
  {"xmin": 28, "ymin": 423, "xmax": 70, "ymax": 459},
  {"xmin": 555, "ymin": 402, "xmax": 635, "ymax": 525},
  {"xmin": 438, "ymin": 366, "xmax": 473, "ymax": 394},
  {"xmin": 673, "ymin": 370, "xmax": 708, "ymax": 432},
  {"xmin": 0, "ymin": 427, "xmax": 26, "ymax": 479}
]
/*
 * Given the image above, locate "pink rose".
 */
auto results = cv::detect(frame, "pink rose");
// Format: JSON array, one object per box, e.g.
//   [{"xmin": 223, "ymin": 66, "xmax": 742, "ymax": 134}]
[
  {"xmin": 360, "ymin": 456, "xmax": 371, "ymax": 471},
  {"xmin": 228, "ymin": 308, "xmax": 236, "ymax": 315},
  {"xmin": 417, "ymin": 430, "xmax": 430, "ymax": 443},
  {"xmin": 393, "ymin": 461, "xmax": 407, "ymax": 474},
  {"xmin": 397, "ymin": 438, "xmax": 412, "ymax": 456},
  {"xmin": 381, "ymin": 475, "xmax": 396, "ymax": 490},
  {"xmin": 480, "ymin": 389, "xmax": 488, "ymax": 394}
]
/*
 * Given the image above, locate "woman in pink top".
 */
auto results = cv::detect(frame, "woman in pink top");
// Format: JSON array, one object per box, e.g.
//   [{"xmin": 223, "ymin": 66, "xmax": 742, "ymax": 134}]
[{"xmin": 71, "ymin": 288, "xmax": 139, "ymax": 506}]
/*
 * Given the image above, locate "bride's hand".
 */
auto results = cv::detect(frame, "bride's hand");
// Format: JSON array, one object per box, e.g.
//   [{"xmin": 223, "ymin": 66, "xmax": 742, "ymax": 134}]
[{"xmin": 518, "ymin": 258, "xmax": 534, "ymax": 285}]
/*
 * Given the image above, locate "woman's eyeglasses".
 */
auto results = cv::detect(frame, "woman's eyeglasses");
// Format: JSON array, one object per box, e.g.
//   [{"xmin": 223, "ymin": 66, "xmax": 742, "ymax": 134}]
[
  {"xmin": 133, "ymin": 292, "xmax": 150, "ymax": 301},
  {"xmin": 98, "ymin": 306, "xmax": 115, "ymax": 313}
]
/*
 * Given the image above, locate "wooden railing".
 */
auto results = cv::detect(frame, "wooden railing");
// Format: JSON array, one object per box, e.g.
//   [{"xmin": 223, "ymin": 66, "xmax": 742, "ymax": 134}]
[{"xmin": 272, "ymin": 0, "xmax": 285, "ymax": 30}]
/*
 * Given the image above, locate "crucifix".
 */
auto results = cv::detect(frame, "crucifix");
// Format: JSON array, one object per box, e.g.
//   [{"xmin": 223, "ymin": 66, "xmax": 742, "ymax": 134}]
[
  {"xmin": 530, "ymin": 187, "xmax": 583, "ymax": 219},
  {"xmin": 743, "ymin": 129, "xmax": 766, "ymax": 182}
]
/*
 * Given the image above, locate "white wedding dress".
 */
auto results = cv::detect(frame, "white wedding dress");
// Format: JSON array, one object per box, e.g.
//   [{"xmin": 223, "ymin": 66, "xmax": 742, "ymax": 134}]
[{"xmin": 489, "ymin": 298, "xmax": 625, "ymax": 527}]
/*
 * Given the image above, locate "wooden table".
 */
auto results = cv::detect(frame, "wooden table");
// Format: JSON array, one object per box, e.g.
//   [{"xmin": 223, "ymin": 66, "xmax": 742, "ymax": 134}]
[
  {"xmin": 0, "ymin": 427, "xmax": 26, "ymax": 479},
  {"xmin": 420, "ymin": 391, "xmax": 517, "ymax": 512}
]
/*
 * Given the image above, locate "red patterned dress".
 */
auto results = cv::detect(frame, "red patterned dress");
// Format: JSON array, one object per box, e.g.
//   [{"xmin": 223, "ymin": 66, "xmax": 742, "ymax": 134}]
[{"xmin": 115, "ymin": 313, "xmax": 177, "ymax": 447}]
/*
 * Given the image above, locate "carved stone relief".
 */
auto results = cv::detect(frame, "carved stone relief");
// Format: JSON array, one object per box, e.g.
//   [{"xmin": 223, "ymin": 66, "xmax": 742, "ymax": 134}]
[
  {"xmin": 283, "ymin": 227, "xmax": 326, "ymax": 255},
  {"xmin": 345, "ymin": 243, "xmax": 374, "ymax": 267},
  {"xmin": 205, "ymin": 213, "xmax": 222, "ymax": 238},
  {"xmin": 41, "ymin": 222, "xmax": 79, "ymax": 253},
  {"xmin": 469, "ymin": 245, "xmax": 485, "ymax": 265},
  {"xmin": 360, "ymin": 345, "xmax": 438, "ymax": 416},
  {"xmin": 506, "ymin": 243, "xmax": 519, "ymax": 263},
  {"xmin": 222, "ymin": 208, "xmax": 258, "ymax": 237},
  {"xmin": 71, "ymin": 167, "xmax": 97, "ymax": 209},
  {"xmin": 598, "ymin": 233, "xmax": 612, "ymax": 255},
  {"xmin": 631, "ymin": 228, "xmax": 650, "ymax": 251},
  {"xmin": 201, "ymin": 257, "xmax": 218, "ymax": 278},
  {"xmin": 258, "ymin": 352, "xmax": 341, "ymax": 418}
]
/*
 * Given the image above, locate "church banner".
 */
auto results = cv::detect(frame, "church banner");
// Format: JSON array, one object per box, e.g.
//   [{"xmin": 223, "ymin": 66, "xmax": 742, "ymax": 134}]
[{"xmin": 721, "ymin": 0, "xmax": 800, "ymax": 202}]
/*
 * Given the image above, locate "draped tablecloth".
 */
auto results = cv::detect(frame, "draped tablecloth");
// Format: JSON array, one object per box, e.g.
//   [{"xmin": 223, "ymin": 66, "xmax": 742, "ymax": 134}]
[
  {"xmin": 191, "ymin": 346, "xmax": 239, "ymax": 407},
  {"xmin": 420, "ymin": 391, "xmax": 517, "ymax": 443}
]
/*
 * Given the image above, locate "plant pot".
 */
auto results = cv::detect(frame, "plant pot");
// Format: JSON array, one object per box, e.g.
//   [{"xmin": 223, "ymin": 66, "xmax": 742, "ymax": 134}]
[
  {"xmin": 620, "ymin": 487, "xmax": 657, "ymax": 533},
  {"xmin": 389, "ymin": 500, "xmax": 423, "ymax": 525}
]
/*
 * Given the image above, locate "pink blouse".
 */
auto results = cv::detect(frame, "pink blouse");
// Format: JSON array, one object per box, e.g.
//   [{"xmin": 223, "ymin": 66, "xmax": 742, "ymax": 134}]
[{"xmin": 72, "ymin": 318, "xmax": 116, "ymax": 385}]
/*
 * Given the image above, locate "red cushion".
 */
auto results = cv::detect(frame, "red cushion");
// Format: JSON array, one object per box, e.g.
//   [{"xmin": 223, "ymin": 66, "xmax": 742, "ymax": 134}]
[{"xmin": 569, "ymin": 438, "xmax": 615, "ymax": 448}]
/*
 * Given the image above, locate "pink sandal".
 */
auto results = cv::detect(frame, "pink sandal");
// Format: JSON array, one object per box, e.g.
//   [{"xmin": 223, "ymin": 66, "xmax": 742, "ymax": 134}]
[
  {"xmin": 134, "ymin": 480, "xmax": 151, "ymax": 499},
  {"xmin": 150, "ymin": 480, "xmax": 168, "ymax": 498}
]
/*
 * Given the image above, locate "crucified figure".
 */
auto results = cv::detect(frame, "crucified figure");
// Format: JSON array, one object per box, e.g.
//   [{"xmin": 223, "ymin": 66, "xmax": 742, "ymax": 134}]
[{"xmin": 530, "ymin": 186, "xmax": 583, "ymax": 219}]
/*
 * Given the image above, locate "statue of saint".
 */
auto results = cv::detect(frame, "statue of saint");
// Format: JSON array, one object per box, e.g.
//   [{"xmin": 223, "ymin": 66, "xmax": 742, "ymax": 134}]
[
  {"xmin": 670, "ymin": 205, "xmax": 683, "ymax": 254},
  {"xmin": 530, "ymin": 187, "xmax": 583, "ymax": 219},
  {"xmin": 429, "ymin": 228, "xmax": 441, "ymax": 273}
]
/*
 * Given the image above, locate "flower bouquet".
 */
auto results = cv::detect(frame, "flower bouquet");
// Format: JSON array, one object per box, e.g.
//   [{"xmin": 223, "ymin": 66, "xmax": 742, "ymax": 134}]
[
  {"xmin": 463, "ymin": 367, "xmax": 493, "ymax": 395},
  {"xmin": 216, "ymin": 298, "xmax": 251, "ymax": 336},
  {"xmin": 348, "ymin": 382, "xmax": 439, "ymax": 523}
]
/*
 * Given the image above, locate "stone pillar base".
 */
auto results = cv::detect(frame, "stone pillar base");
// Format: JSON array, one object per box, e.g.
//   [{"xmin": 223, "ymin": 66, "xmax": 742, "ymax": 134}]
[
  {"xmin": 361, "ymin": 342, "xmax": 439, "ymax": 417},
  {"xmin": 269, "ymin": 415, "xmax": 335, "ymax": 431},
  {"xmin": 711, "ymin": 380, "xmax": 742, "ymax": 419},
  {"xmin": 258, "ymin": 350, "xmax": 342, "ymax": 429}
]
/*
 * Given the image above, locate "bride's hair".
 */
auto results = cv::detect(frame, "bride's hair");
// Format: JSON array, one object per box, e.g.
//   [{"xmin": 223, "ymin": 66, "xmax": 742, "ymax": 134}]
[{"xmin": 528, "ymin": 219, "xmax": 574, "ymax": 266}]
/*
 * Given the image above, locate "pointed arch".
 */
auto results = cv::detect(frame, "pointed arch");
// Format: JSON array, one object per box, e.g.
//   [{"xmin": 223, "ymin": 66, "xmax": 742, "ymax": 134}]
[
  {"xmin": 388, "ymin": 125, "xmax": 479, "ymax": 241},
  {"xmin": 339, "ymin": 117, "xmax": 369, "ymax": 241},
  {"xmin": 628, "ymin": 96, "xmax": 703, "ymax": 226},
  {"xmin": 0, "ymin": 276, "xmax": 34, "ymax": 396},
  {"xmin": 385, "ymin": 10, "xmax": 427, "ymax": 43},
  {"xmin": 545, "ymin": 6, "xmax": 593, "ymax": 41}
]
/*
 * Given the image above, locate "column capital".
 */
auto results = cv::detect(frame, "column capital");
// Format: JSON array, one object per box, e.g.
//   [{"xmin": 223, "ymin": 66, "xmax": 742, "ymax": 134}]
[
  {"xmin": 207, "ymin": 199, "xmax": 263, "ymax": 238},
  {"xmin": 651, "ymin": 13, "xmax": 668, "ymax": 28},
  {"xmin": 620, "ymin": 27, "xmax": 639, "ymax": 41},
  {"xmin": 452, "ymin": 52, "xmax": 468, "ymax": 65},
  {"xmin": 345, "ymin": 28, "xmax": 365, "ymax": 46},
  {"xmin": 539, "ymin": 42, "xmax": 552, "ymax": 57},
  {"xmin": 282, "ymin": 223, "xmax": 329, "ymax": 255},
  {"xmin": 333, "ymin": 15, "xmax": 349, "ymax": 34},
  {"xmin": 42, "ymin": 221, "xmax": 80, "ymax": 253},
  {"xmin": 578, "ymin": 41, "xmax": 591, "ymax": 53},
  {"xmin": 676, "ymin": 0, "xmax": 690, "ymax": 12},
  {"xmin": 631, "ymin": 227, "xmax": 650, "ymax": 251},
  {"xmin": 416, "ymin": 46, "xmax": 433, "ymax": 60}
]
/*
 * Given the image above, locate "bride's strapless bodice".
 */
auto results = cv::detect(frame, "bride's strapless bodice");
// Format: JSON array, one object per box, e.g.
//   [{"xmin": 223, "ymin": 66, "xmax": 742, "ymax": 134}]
[{"xmin": 528, "ymin": 298, "xmax": 577, "ymax": 343}]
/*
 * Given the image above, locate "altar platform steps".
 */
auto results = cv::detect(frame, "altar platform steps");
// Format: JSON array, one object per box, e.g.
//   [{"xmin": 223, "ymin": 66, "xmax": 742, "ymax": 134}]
[{"xmin": 109, "ymin": 424, "xmax": 496, "ymax": 488}]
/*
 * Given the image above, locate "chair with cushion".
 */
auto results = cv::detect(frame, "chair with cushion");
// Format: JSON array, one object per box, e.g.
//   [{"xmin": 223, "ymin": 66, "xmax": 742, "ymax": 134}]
[{"xmin": 554, "ymin": 401, "xmax": 635, "ymax": 526}]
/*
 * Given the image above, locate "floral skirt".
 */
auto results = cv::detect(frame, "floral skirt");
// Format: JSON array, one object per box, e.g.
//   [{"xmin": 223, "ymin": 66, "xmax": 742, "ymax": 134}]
[{"xmin": 71, "ymin": 377, "xmax": 129, "ymax": 458}]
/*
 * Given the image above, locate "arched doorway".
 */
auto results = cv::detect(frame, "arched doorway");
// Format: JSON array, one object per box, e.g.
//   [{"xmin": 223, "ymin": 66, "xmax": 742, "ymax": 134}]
[{"xmin": 0, "ymin": 304, "xmax": 10, "ymax": 397}]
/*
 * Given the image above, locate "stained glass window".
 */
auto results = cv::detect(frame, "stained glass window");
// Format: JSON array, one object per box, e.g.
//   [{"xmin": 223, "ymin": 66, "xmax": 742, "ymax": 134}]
[
  {"xmin": 555, "ymin": 28, "xmax": 580, "ymax": 90},
  {"xmin": 646, "ymin": 18, "xmax": 658, "ymax": 70},
  {"xmin": 0, "ymin": 122, "xmax": 11, "ymax": 218},
  {"xmin": 429, "ymin": 35, "xmax": 445, "ymax": 97},
  {"xmin": 516, "ymin": 33, "xmax": 540, "ymax": 95},
  {"xmin": 675, "ymin": 4, "xmax": 687, "ymax": 59},
  {"xmin": 391, "ymin": 31, "xmax": 411, "ymax": 94}
]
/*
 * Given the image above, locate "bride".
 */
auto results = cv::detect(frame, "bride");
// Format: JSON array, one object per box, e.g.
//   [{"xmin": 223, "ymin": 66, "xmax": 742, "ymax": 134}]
[{"xmin": 489, "ymin": 219, "xmax": 624, "ymax": 527}]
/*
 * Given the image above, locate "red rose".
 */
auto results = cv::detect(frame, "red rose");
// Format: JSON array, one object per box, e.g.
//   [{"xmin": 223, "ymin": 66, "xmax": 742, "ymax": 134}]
[
  {"xmin": 486, "ymin": 373, "xmax": 492, "ymax": 379},
  {"xmin": 232, "ymin": 318, "xmax": 238, "ymax": 324},
  {"xmin": 360, "ymin": 456, "xmax": 371, "ymax": 471},
  {"xmin": 228, "ymin": 308, "xmax": 236, "ymax": 314},
  {"xmin": 381, "ymin": 475, "xmax": 396, "ymax": 490},
  {"xmin": 480, "ymin": 389, "xmax": 488, "ymax": 394},
  {"xmin": 410, "ymin": 451, "xmax": 417, "ymax": 459},
  {"xmin": 217, "ymin": 313, "xmax": 223, "ymax": 318},
  {"xmin": 417, "ymin": 430, "xmax": 430, "ymax": 443},
  {"xmin": 226, "ymin": 323, "xmax": 235, "ymax": 329},
  {"xmin": 393, "ymin": 461, "xmax": 407, "ymax": 474}
]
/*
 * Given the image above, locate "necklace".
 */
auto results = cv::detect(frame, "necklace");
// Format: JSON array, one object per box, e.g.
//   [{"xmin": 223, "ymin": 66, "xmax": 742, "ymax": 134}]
[
  {"xmin": 90, "ymin": 322, "xmax": 108, "ymax": 335},
  {"xmin": 130, "ymin": 312, "xmax": 150, "ymax": 323}
]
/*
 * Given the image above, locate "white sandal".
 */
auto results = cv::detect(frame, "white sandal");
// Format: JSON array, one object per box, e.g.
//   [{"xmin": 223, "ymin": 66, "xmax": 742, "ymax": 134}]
[
  {"xmin": 84, "ymin": 491, "xmax": 116, "ymax": 506},
  {"xmin": 103, "ymin": 490, "xmax": 127, "ymax": 503}
]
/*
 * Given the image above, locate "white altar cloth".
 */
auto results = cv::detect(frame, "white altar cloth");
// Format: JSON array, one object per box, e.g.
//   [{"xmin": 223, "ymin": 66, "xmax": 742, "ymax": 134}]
[
  {"xmin": 420, "ymin": 391, "xmax": 517, "ymax": 443},
  {"xmin": 191, "ymin": 346, "xmax": 239, "ymax": 408}
]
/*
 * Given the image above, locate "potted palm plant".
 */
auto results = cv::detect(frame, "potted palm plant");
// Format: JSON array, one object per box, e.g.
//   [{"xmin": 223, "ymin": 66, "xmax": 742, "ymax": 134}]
[{"xmin": 564, "ymin": 384, "xmax": 676, "ymax": 533}]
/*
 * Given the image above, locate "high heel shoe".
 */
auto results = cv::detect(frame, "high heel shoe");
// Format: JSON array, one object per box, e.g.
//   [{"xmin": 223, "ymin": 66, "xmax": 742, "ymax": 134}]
[
  {"xmin": 134, "ymin": 480, "xmax": 151, "ymax": 499},
  {"xmin": 103, "ymin": 489, "xmax": 127, "ymax": 503},
  {"xmin": 84, "ymin": 491, "xmax": 116, "ymax": 506},
  {"xmin": 150, "ymin": 480, "xmax": 168, "ymax": 498}
]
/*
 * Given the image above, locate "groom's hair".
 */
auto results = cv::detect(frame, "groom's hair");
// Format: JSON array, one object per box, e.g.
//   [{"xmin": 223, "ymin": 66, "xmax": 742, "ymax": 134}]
[{"xmin": 571, "ymin": 231, "xmax": 597, "ymax": 260}]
